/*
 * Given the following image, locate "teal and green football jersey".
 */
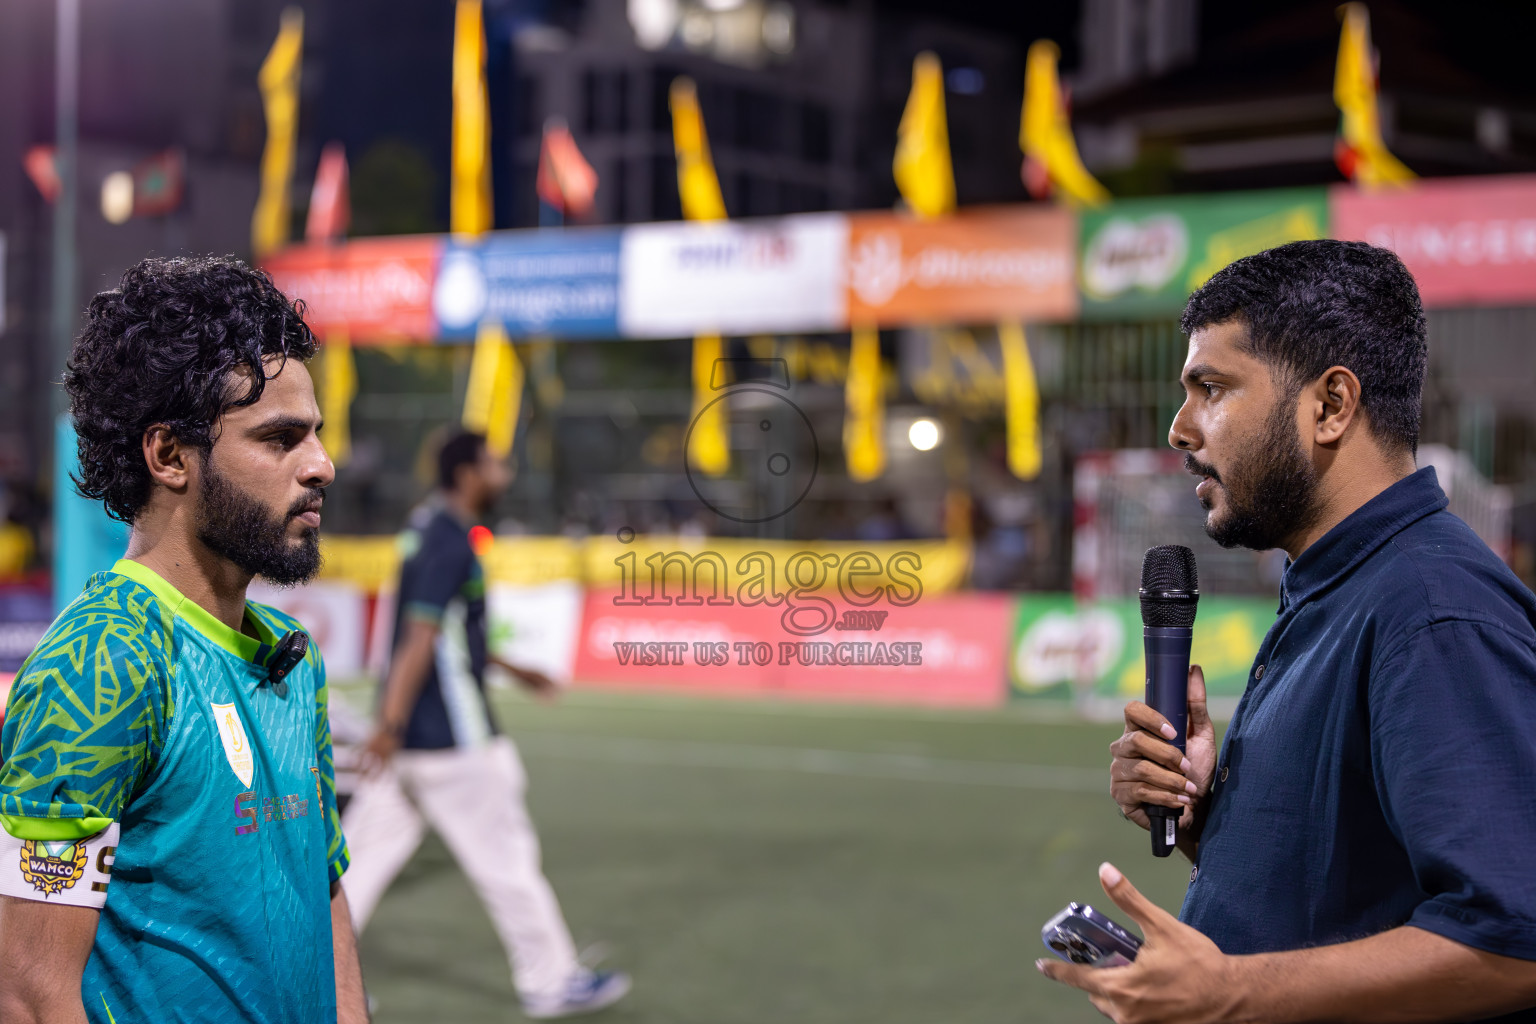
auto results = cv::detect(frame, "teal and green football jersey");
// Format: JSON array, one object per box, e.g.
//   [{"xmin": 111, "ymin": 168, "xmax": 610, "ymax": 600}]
[{"xmin": 0, "ymin": 559, "xmax": 349, "ymax": 1023}]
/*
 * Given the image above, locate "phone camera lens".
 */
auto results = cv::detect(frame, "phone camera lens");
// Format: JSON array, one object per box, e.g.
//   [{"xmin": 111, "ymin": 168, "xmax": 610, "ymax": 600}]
[
  {"xmin": 1048, "ymin": 939, "xmax": 1068, "ymax": 952},
  {"xmin": 1067, "ymin": 937, "xmax": 1087, "ymax": 951}
]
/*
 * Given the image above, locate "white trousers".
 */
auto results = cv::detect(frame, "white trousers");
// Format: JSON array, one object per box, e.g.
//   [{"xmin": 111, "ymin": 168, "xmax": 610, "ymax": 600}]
[{"xmin": 340, "ymin": 736, "xmax": 579, "ymax": 999}]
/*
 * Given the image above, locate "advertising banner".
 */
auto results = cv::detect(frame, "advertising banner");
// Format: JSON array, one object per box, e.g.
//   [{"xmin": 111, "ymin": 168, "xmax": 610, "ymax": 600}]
[
  {"xmin": 263, "ymin": 236, "xmax": 442, "ymax": 342},
  {"xmin": 0, "ymin": 584, "xmax": 50, "ymax": 675},
  {"xmin": 619, "ymin": 214, "xmax": 848, "ymax": 337},
  {"xmin": 487, "ymin": 581, "xmax": 584, "ymax": 685},
  {"xmin": 1008, "ymin": 595, "xmax": 1277, "ymax": 713},
  {"xmin": 847, "ymin": 206, "xmax": 1076, "ymax": 325},
  {"xmin": 433, "ymin": 229, "xmax": 622, "ymax": 339},
  {"xmin": 573, "ymin": 590, "xmax": 1012, "ymax": 708},
  {"xmin": 1331, "ymin": 175, "xmax": 1536, "ymax": 307},
  {"xmin": 1078, "ymin": 189, "xmax": 1328, "ymax": 319}
]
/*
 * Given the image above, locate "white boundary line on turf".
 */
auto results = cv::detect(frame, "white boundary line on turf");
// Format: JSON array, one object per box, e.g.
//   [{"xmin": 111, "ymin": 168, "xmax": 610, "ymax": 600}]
[{"xmin": 513, "ymin": 732, "xmax": 1109, "ymax": 793}]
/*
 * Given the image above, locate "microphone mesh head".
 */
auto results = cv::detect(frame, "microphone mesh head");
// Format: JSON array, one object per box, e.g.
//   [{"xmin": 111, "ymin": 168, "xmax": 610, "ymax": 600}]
[{"xmin": 1140, "ymin": 545, "xmax": 1199, "ymax": 627}]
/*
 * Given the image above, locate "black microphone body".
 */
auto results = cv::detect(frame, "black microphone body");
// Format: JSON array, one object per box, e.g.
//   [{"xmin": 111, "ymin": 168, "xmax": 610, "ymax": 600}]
[{"xmin": 1138, "ymin": 546, "xmax": 1199, "ymax": 858}]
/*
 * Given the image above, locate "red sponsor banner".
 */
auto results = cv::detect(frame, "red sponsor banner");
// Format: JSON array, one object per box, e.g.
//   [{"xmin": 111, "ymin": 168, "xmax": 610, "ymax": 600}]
[
  {"xmin": 262, "ymin": 236, "xmax": 441, "ymax": 342},
  {"xmin": 572, "ymin": 590, "xmax": 1012, "ymax": 708},
  {"xmin": 847, "ymin": 206, "xmax": 1077, "ymax": 325},
  {"xmin": 1331, "ymin": 176, "xmax": 1536, "ymax": 307}
]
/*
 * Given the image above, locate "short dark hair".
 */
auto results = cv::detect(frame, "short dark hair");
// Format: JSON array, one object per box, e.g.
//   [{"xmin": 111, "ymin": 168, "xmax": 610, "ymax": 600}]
[
  {"xmin": 438, "ymin": 431, "xmax": 487, "ymax": 491},
  {"xmin": 1180, "ymin": 239, "xmax": 1427, "ymax": 454},
  {"xmin": 65, "ymin": 255, "xmax": 317, "ymax": 523}
]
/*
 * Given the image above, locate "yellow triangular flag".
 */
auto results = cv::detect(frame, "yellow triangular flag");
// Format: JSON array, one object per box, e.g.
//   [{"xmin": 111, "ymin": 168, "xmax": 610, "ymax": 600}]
[
  {"xmin": 251, "ymin": 8, "xmax": 304, "ymax": 258},
  {"xmin": 463, "ymin": 323, "xmax": 522, "ymax": 457},
  {"xmin": 893, "ymin": 53, "xmax": 956, "ymax": 219},
  {"xmin": 688, "ymin": 334, "xmax": 730, "ymax": 476},
  {"xmin": 670, "ymin": 77, "xmax": 727, "ymax": 223},
  {"xmin": 320, "ymin": 332, "xmax": 357, "ymax": 468},
  {"xmin": 1333, "ymin": 3, "xmax": 1414, "ymax": 189},
  {"xmin": 998, "ymin": 322, "xmax": 1042, "ymax": 480},
  {"xmin": 1021, "ymin": 40, "xmax": 1109, "ymax": 208},
  {"xmin": 451, "ymin": 0, "xmax": 493, "ymax": 236},
  {"xmin": 670, "ymin": 77, "xmax": 730, "ymax": 476},
  {"xmin": 844, "ymin": 324, "xmax": 886, "ymax": 482}
]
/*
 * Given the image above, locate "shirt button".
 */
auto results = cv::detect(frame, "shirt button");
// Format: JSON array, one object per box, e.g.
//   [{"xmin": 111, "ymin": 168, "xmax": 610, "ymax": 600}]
[
  {"xmin": 1219, "ymin": 765, "xmax": 1230, "ymax": 783},
  {"xmin": 1254, "ymin": 664, "xmax": 1265, "ymax": 680}
]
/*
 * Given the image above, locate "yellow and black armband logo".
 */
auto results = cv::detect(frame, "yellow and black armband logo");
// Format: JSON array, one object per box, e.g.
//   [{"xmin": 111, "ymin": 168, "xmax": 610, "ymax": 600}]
[{"xmin": 0, "ymin": 823, "xmax": 119, "ymax": 908}]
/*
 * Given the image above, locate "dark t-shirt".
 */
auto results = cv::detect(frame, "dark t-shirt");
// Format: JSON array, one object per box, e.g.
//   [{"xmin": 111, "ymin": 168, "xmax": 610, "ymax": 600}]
[
  {"xmin": 389, "ymin": 504, "xmax": 498, "ymax": 750},
  {"xmin": 1182, "ymin": 468, "xmax": 1536, "ymax": 1021}
]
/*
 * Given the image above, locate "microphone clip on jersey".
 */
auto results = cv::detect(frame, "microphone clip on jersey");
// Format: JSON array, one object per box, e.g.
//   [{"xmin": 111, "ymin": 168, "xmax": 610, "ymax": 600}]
[
  {"xmin": 1139, "ymin": 545, "xmax": 1199, "ymax": 858},
  {"xmin": 266, "ymin": 630, "xmax": 310, "ymax": 698}
]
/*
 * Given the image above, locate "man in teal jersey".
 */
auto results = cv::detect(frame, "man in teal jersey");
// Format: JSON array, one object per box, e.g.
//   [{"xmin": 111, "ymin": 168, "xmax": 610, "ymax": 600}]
[{"xmin": 0, "ymin": 255, "xmax": 369, "ymax": 1023}]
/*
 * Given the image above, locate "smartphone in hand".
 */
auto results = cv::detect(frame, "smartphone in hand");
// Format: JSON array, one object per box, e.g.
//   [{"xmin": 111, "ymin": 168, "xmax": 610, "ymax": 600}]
[{"xmin": 1041, "ymin": 903, "xmax": 1141, "ymax": 967}]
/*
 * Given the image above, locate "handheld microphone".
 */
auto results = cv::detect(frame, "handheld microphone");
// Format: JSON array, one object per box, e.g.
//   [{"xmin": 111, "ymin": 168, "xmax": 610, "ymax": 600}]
[
  {"xmin": 266, "ymin": 631, "xmax": 309, "ymax": 699},
  {"xmin": 1139, "ymin": 545, "xmax": 1199, "ymax": 858}
]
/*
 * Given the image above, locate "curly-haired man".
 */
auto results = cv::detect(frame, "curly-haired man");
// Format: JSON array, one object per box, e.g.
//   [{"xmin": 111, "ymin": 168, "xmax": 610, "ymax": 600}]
[{"xmin": 0, "ymin": 255, "xmax": 368, "ymax": 1023}]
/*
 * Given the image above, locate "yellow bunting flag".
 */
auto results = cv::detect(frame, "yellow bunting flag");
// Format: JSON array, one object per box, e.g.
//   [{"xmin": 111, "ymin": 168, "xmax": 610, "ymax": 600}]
[
  {"xmin": 251, "ymin": 8, "xmax": 304, "ymax": 258},
  {"xmin": 670, "ymin": 77, "xmax": 730, "ymax": 475},
  {"xmin": 320, "ymin": 333, "xmax": 357, "ymax": 468},
  {"xmin": 998, "ymin": 321, "xmax": 1042, "ymax": 480},
  {"xmin": 687, "ymin": 334, "xmax": 730, "ymax": 477},
  {"xmin": 844, "ymin": 324, "xmax": 886, "ymax": 483},
  {"xmin": 1333, "ymin": 3, "xmax": 1414, "ymax": 189},
  {"xmin": 670, "ymin": 77, "xmax": 727, "ymax": 222},
  {"xmin": 1020, "ymin": 40, "xmax": 1109, "ymax": 208},
  {"xmin": 893, "ymin": 52, "xmax": 956, "ymax": 219},
  {"xmin": 451, "ymin": 0, "xmax": 493, "ymax": 237},
  {"xmin": 463, "ymin": 324, "xmax": 523, "ymax": 458}
]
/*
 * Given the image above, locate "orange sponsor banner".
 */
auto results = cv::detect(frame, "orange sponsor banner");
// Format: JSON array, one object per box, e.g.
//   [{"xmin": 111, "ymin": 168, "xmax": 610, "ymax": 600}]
[
  {"xmin": 263, "ymin": 235, "xmax": 442, "ymax": 343},
  {"xmin": 847, "ymin": 206, "xmax": 1077, "ymax": 325}
]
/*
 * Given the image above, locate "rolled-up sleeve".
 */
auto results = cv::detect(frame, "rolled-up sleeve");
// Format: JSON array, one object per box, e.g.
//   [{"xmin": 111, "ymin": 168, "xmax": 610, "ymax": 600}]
[{"xmin": 1370, "ymin": 619, "xmax": 1536, "ymax": 960}]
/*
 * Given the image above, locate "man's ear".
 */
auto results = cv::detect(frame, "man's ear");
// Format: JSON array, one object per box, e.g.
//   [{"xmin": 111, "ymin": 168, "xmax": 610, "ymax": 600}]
[
  {"xmin": 1311, "ymin": 366, "xmax": 1363, "ymax": 446},
  {"xmin": 142, "ymin": 425, "xmax": 195, "ymax": 494}
]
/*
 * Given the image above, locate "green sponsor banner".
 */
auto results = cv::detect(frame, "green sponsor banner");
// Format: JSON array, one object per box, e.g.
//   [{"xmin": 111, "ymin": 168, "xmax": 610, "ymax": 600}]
[
  {"xmin": 1078, "ymin": 188, "xmax": 1329, "ymax": 319},
  {"xmin": 1009, "ymin": 594, "xmax": 1276, "ymax": 703}
]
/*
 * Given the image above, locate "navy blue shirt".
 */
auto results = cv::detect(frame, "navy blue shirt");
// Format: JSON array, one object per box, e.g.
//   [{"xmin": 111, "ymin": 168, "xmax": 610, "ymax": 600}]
[
  {"xmin": 390, "ymin": 504, "xmax": 499, "ymax": 750},
  {"xmin": 1183, "ymin": 468, "xmax": 1536, "ymax": 1014}
]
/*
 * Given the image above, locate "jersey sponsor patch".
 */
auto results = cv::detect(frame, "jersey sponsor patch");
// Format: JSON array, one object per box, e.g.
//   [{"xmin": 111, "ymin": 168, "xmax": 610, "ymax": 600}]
[
  {"xmin": 211, "ymin": 702, "xmax": 255, "ymax": 787},
  {"xmin": 0, "ymin": 823, "xmax": 119, "ymax": 907}
]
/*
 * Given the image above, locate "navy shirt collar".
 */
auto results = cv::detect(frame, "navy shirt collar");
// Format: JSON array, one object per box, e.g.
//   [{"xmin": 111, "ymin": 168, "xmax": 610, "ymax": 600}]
[{"xmin": 1279, "ymin": 466, "xmax": 1448, "ymax": 611}]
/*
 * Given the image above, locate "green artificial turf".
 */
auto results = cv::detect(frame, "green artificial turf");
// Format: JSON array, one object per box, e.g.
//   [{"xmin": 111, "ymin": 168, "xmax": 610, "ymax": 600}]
[{"xmin": 338, "ymin": 686, "xmax": 1210, "ymax": 1024}]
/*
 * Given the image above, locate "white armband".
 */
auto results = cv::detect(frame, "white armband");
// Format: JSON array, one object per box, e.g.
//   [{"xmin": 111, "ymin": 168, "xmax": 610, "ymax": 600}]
[{"xmin": 0, "ymin": 822, "xmax": 120, "ymax": 908}]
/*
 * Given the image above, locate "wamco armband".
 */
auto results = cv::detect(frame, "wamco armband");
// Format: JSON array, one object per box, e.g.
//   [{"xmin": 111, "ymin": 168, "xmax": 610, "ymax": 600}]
[{"xmin": 0, "ymin": 823, "xmax": 119, "ymax": 908}]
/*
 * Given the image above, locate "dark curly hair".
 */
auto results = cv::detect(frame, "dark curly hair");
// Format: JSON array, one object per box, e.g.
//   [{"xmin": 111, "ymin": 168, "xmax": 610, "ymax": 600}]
[
  {"xmin": 65, "ymin": 254, "xmax": 317, "ymax": 523},
  {"xmin": 1181, "ymin": 239, "xmax": 1427, "ymax": 454}
]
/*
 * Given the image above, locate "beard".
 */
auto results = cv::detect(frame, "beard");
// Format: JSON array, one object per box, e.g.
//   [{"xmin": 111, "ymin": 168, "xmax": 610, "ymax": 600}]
[
  {"xmin": 196, "ymin": 458, "xmax": 323, "ymax": 587},
  {"xmin": 1187, "ymin": 397, "xmax": 1322, "ymax": 552}
]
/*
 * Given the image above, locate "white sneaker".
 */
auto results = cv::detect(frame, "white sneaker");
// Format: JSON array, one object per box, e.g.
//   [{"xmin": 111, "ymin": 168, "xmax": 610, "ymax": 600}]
[{"xmin": 521, "ymin": 968, "xmax": 632, "ymax": 1020}]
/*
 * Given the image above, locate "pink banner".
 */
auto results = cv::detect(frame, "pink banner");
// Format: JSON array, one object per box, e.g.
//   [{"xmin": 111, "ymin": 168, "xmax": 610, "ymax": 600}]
[
  {"xmin": 263, "ymin": 236, "xmax": 442, "ymax": 342},
  {"xmin": 572, "ymin": 590, "xmax": 1013, "ymax": 708},
  {"xmin": 1331, "ymin": 176, "xmax": 1536, "ymax": 307}
]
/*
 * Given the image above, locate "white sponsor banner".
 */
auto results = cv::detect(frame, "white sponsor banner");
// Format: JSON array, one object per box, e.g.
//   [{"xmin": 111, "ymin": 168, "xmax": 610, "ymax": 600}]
[
  {"xmin": 488, "ymin": 581, "xmax": 583, "ymax": 686},
  {"xmin": 619, "ymin": 213, "xmax": 848, "ymax": 337},
  {"xmin": 248, "ymin": 581, "xmax": 368, "ymax": 679}
]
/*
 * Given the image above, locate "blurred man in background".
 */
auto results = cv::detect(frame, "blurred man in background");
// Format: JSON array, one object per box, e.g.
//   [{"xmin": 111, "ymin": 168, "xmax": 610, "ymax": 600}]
[{"xmin": 344, "ymin": 430, "xmax": 630, "ymax": 1019}]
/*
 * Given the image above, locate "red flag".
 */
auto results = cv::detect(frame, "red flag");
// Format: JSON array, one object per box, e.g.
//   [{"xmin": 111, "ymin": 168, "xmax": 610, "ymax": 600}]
[
  {"xmin": 24, "ymin": 146, "xmax": 59, "ymax": 202},
  {"xmin": 132, "ymin": 148, "xmax": 185, "ymax": 217},
  {"xmin": 536, "ymin": 118, "xmax": 598, "ymax": 218},
  {"xmin": 305, "ymin": 142, "xmax": 350, "ymax": 242}
]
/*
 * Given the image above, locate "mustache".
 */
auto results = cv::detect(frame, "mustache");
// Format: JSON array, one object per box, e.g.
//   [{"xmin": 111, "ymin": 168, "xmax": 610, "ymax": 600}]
[
  {"xmin": 1184, "ymin": 453, "xmax": 1221, "ymax": 484},
  {"xmin": 288, "ymin": 487, "xmax": 326, "ymax": 518}
]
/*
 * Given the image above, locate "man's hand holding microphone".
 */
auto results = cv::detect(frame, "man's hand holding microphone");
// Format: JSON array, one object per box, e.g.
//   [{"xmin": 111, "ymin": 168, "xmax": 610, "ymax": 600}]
[{"xmin": 1110, "ymin": 664, "xmax": 1217, "ymax": 862}]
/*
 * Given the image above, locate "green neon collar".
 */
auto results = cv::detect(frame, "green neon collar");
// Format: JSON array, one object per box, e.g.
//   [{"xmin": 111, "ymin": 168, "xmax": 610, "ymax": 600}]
[{"xmin": 110, "ymin": 559, "xmax": 277, "ymax": 663}]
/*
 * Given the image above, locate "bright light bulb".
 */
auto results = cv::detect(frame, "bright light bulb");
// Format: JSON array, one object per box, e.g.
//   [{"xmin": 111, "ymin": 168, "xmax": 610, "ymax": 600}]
[
  {"xmin": 908, "ymin": 419, "xmax": 941, "ymax": 451},
  {"xmin": 101, "ymin": 171, "xmax": 134, "ymax": 225}
]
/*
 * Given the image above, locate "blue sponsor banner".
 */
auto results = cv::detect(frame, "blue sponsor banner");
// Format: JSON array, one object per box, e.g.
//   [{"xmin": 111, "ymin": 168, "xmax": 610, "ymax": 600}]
[{"xmin": 432, "ymin": 228, "xmax": 622, "ymax": 339}]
